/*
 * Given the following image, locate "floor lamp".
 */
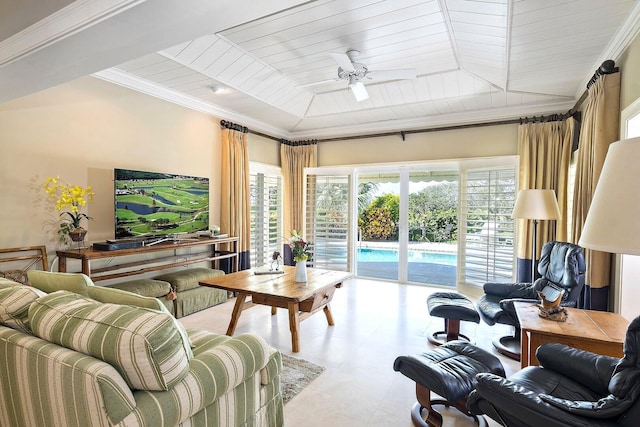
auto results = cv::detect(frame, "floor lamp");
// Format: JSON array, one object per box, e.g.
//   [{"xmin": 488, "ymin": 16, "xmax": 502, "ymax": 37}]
[{"xmin": 512, "ymin": 189, "xmax": 561, "ymax": 281}]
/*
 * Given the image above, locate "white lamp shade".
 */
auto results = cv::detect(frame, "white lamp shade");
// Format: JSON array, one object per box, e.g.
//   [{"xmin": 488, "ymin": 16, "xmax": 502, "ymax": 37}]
[
  {"xmin": 512, "ymin": 189, "xmax": 560, "ymax": 220},
  {"xmin": 579, "ymin": 137, "xmax": 640, "ymax": 255}
]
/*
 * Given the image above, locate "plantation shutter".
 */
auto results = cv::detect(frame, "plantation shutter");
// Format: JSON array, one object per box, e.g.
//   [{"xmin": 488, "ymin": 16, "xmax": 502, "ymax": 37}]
[
  {"xmin": 463, "ymin": 167, "xmax": 516, "ymax": 286},
  {"xmin": 305, "ymin": 173, "xmax": 351, "ymax": 272},
  {"xmin": 250, "ymin": 170, "xmax": 282, "ymax": 268}
]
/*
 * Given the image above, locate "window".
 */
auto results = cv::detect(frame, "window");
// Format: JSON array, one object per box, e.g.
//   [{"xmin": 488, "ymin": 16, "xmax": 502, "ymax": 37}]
[
  {"xmin": 249, "ymin": 163, "xmax": 282, "ymax": 268},
  {"xmin": 567, "ymin": 152, "xmax": 578, "ymax": 239},
  {"xmin": 461, "ymin": 167, "xmax": 516, "ymax": 286},
  {"xmin": 305, "ymin": 173, "xmax": 351, "ymax": 272}
]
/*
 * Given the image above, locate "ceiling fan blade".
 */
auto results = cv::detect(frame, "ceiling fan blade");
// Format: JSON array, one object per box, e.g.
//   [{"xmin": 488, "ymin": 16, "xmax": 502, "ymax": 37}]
[
  {"xmin": 367, "ymin": 69, "xmax": 416, "ymax": 81},
  {"xmin": 349, "ymin": 81, "xmax": 369, "ymax": 102},
  {"xmin": 331, "ymin": 52, "xmax": 355, "ymax": 72}
]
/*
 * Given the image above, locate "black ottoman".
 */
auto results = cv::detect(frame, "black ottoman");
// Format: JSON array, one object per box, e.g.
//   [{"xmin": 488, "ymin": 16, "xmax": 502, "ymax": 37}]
[
  {"xmin": 394, "ymin": 340, "xmax": 505, "ymax": 427},
  {"xmin": 427, "ymin": 291, "xmax": 480, "ymax": 346}
]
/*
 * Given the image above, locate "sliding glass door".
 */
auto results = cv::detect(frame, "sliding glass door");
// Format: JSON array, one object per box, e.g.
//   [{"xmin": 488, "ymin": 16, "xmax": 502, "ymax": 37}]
[
  {"xmin": 304, "ymin": 157, "xmax": 517, "ymax": 290},
  {"xmin": 458, "ymin": 161, "xmax": 517, "ymax": 295},
  {"xmin": 407, "ymin": 171, "xmax": 458, "ymax": 286},
  {"xmin": 356, "ymin": 173, "xmax": 400, "ymax": 281},
  {"xmin": 304, "ymin": 169, "xmax": 352, "ymax": 272},
  {"xmin": 354, "ymin": 168, "xmax": 458, "ymax": 285}
]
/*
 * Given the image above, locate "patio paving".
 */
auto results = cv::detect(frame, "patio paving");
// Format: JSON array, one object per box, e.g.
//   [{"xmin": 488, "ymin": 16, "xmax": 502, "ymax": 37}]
[{"xmin": 357, "ymin": 261, "xmax": 456, "ymax": 287}]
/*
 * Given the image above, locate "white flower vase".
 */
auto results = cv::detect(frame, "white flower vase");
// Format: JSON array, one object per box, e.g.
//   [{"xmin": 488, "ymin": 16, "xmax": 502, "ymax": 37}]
[{"xmin": 295, "ymin": 261, "xmax": 307, "ymax": 283}]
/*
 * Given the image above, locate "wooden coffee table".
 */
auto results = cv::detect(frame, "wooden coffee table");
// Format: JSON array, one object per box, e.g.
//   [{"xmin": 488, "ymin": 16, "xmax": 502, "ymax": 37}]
[
  {"xmin": 514, "ymin": 301, "xmax": 628, "ymax": 368},
  {"xmin": 199, "ymin": 266, "xmax": 352, "ymax": 352}
]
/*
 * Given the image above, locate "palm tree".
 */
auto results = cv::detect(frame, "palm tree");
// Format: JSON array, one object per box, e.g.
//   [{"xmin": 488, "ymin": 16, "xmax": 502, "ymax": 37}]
[{"xmin": 357, "ymin": 181, "xmax": 379, "ymax": 213}]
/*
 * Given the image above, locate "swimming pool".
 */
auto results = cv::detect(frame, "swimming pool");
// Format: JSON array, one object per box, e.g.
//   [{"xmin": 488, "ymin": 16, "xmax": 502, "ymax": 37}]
[{"xmin": 357, "ymin": 248, "xmax": 457, "ymax": 266}]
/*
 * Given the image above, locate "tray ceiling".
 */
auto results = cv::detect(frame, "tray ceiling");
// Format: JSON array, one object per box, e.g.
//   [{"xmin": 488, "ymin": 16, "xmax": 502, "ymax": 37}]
[{"xmin": 2, "ymin": 0, "xmax": 639, "ymax": 140}]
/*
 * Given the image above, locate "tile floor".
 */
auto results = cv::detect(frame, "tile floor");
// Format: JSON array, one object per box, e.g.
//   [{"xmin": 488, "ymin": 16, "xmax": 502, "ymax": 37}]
[{"xmin": 179, "ymin": 277, "xmax": 520, "ymax": 426}]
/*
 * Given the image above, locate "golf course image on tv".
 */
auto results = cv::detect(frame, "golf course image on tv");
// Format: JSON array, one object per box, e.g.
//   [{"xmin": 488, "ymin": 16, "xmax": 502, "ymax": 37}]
[{"xmin": 114, "ymin": 168, "xmax": 209, "ymax": 239}]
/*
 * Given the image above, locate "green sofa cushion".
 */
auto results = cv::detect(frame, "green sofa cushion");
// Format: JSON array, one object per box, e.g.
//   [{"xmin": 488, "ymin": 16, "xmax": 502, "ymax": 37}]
[
  {"xmin": 0, "ymin": 285, "xmax": 46, "ymax": 333},
  {"xmin": 86, "ymin": 285, "xmax": 194, "ymax": 358},
  {"xmin": 174, "ymin": 286, "xmax": 228, "ymax": 318},
  {"xmin": 121, "ymin": 332, "xmax": 277, "ymax": 426},
  {"xmin": 154, "ymin": 268, "xmax": 225, "ymax": 292},
  {"xmin": 87, "ymin": 285, "xmax": 167, "ymax": 311},
  {"xmin": 108, "ymin": 279, "xmax": 172, "ymax": 299},
  {"xmin": 28, "ymin": 290, "xmax": 192, "ymax": 391},
  {"xmin": 0, "ymin": 278, "xmax": 22, "ymax": 288},
  {"xmin": 27, "ymin": 270, "xmax": 93, "ymax": 296}
]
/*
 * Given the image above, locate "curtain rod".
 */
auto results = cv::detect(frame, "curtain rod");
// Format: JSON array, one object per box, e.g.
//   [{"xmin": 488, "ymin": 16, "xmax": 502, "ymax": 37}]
[
  {"xmin": 519, "ymin": 113, "xmax": 569, "ymax": 125},
  {"xmin": 313, "ymin": 118, "xmax": 525, "ymax": 143},
  {"xmin": 286, "ymin": 112, "xmax": 577, "ymax": 143},
  {"xmin": 226, "ymin": 117, "xmax": 536, "ymax": 144},
  {"xmin": 586, "ymin": 59, "xmax": 618, "ymax": 89},
  {"xmin": 220, "ymin": 119, "xmax": 248, "ymax": 133},
  {"xmin": 220, "ymin": 120, "xmax": 283, "ymax": 142},
  {"xmin": 567, "ymin": 59, "xmax": 618, "ymax": 117},
  {"xmin": 279, "ymin": 139, "xmax": 317, "ymax": 146}
]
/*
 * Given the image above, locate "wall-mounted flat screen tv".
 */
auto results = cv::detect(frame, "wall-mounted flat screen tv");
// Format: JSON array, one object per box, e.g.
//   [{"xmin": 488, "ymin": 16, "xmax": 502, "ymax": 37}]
[{"xmin": 114, "ymin": 168, "xmax": 209, "ymax": 239}]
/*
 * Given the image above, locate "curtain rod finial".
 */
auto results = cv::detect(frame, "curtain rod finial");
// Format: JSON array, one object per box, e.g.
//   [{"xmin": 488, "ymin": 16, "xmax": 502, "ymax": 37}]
[{"xmin": 600, "ymin": 60, "xmax": 616, "ymax": 74}]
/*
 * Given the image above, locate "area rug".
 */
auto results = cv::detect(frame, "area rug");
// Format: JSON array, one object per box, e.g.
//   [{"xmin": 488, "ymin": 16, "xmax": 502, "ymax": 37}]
[{"xmin": 280, "ymin": 353, "xmax": 325, "ymax": 404}]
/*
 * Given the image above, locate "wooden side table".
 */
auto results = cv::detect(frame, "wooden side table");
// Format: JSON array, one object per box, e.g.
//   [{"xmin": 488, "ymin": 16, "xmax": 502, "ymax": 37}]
[{"xmin": 514, "ymin": 301, "xmax": 628, "ymax": 369}]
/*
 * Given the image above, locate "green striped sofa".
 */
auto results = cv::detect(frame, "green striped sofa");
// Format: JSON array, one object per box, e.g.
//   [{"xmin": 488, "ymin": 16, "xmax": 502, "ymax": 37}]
[{"xmin": 0, "ymin": 278, "xmax": 284, "ymax": 427}]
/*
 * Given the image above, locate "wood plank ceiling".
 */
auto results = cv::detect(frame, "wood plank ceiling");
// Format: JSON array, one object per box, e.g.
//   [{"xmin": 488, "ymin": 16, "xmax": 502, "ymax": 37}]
[{"xmin": 96, "ymin": 0, "xmax": 638, "ymax": 139}]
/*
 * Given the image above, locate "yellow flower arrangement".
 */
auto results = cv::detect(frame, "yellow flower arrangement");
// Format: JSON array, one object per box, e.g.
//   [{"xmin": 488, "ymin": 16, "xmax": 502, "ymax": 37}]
[{"xmin": 42, "ymin": 176, "xmax": 95, "ymax": 242}]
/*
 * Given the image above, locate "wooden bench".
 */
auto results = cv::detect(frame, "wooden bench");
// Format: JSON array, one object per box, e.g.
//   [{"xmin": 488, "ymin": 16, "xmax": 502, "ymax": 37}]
[{"xmin": 0, "ymin": 246, "xmax": 49, "ymax": 285}]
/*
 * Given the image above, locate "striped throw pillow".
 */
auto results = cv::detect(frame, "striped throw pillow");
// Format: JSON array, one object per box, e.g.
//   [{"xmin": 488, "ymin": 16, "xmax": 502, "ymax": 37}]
[
  {"xmin": 0, "ymin": 285, "xmax": 46, "ymax": 333},
  {"xmin": 87, "ymin": 285, "xmax": 194, "ymax": 358},
  {"xmin": 28, "ymin": 290, "xmax": 192, "ymax": 391}
]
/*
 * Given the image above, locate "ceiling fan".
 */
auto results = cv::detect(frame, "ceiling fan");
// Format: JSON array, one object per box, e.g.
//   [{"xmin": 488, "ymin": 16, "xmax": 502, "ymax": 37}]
[{"xmin": 302, "ymin": 49, "xmax": 417, "ymax": 102}]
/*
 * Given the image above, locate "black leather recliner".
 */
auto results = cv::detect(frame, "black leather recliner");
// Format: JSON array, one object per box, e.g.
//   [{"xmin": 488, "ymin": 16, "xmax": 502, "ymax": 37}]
[
  {"xmin": 467, "ymin": 315, "xmax": 640, "ymax": 427},
  {"xmin": 476, "ymin": 241, "xmax": 586, "ymax": 360}
]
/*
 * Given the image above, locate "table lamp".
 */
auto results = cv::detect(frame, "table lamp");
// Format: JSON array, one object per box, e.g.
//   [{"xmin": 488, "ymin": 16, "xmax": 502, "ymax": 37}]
[
  {"xmin": 512, "ymin": 189, "xmax": 561, "ymax": 280},
  {"xmin": 579, "ymin": 137, "xmax": 640, "ymax": 255}
]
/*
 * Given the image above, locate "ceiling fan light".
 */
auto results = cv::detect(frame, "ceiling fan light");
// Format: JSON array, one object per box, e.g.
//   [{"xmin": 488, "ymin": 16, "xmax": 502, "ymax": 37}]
[{"xmin": 350, "ymin": 81, "xmax": 369, "ymax": 102}]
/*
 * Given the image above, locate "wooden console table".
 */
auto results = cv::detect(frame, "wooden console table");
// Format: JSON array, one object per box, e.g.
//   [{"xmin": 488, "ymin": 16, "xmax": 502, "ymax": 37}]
[
  {"xmin": 57, "ymin": 237, "xmax": 238, "ymax": 282},
  {"xmin": 515, "ymin": 301, "xmax": 628, "ymax": 369}
]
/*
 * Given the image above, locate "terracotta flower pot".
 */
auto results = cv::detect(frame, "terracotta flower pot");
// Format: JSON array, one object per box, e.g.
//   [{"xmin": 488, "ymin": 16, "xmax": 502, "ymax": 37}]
[{"xmin": 68, "ymin": 227, "xmax": 87, "ymax": 242}]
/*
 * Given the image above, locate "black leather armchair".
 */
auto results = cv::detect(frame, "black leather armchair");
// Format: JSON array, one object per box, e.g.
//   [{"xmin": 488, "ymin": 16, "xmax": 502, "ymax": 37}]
[
  {"xmin": 476, "ymin": 241, "xmax": 586, "ymax": 359},
  {"xmin": 467, "ymin": 315, "xmax": 640, "ymax": 427}
]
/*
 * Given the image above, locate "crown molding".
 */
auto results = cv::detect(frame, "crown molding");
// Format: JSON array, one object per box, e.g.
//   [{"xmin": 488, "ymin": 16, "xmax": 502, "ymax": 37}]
[
  {"xmin": 605, "ymin": 1, "xmax": 640, "ymax": 61},
  {"xmin": 574, "ymin": 1, "xmax": 640, "ymax": 99},
  {"xmin": 0, "ymin": 0, "xmax": 144, "ymax": 67},
  {"xmin": 95, "ymin": 67, "xmax": 576, "ymax": 142},
  {"xmin": 93, "ymin": 68, "xmax": 291, "ymax": 139}
]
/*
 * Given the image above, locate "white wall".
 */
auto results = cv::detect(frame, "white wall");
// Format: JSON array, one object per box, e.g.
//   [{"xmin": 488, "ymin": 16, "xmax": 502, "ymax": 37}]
[
  {"xmin": 0, "ymin": 76, "xmax": 222, "ymax": 252},
  {"xmin": 317, "ymin": 124, "xmax": 518, "ymax": 166}
]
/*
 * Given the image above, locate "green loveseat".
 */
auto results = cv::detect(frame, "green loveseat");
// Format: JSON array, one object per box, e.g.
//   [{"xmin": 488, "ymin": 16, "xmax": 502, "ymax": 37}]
[{"xmin": 0, "ymin": 276, "xmax": 284, "ymax": 427}]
